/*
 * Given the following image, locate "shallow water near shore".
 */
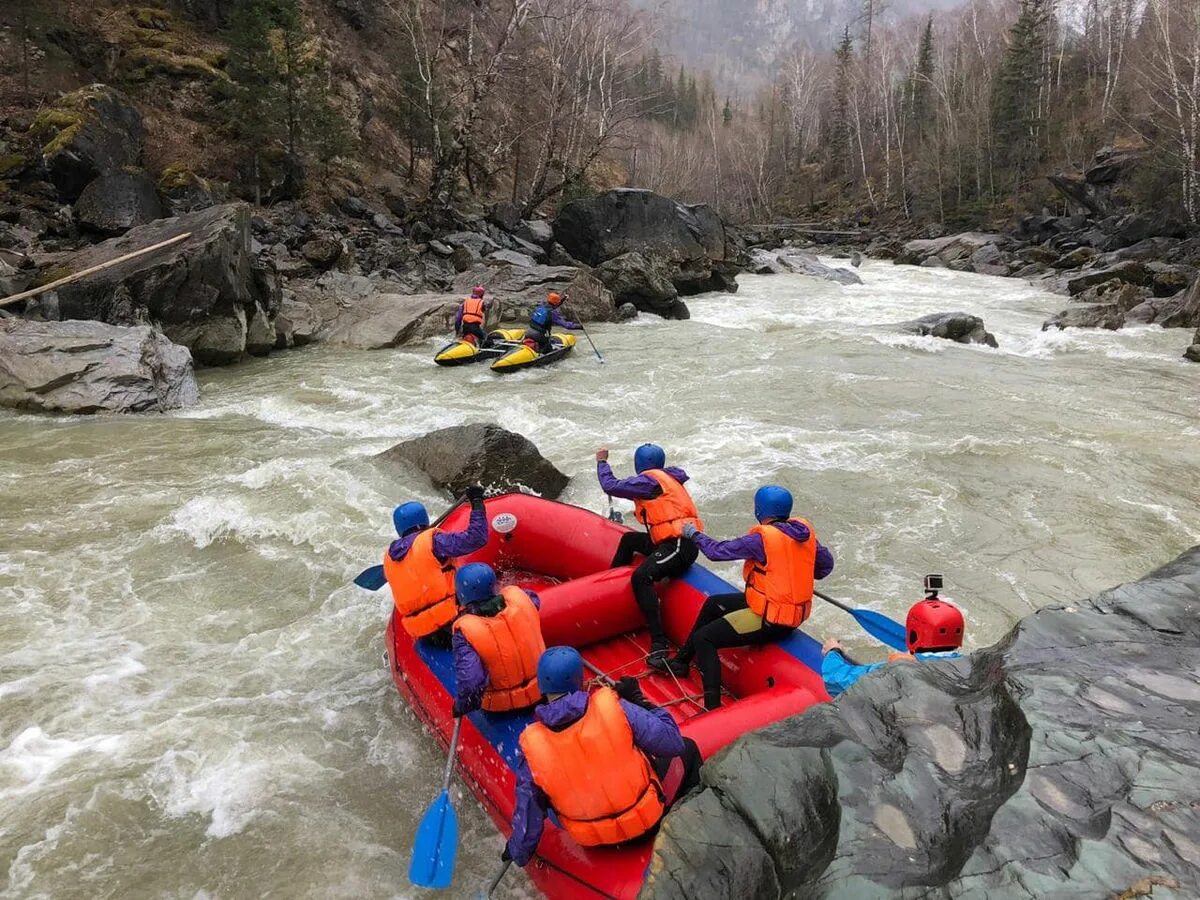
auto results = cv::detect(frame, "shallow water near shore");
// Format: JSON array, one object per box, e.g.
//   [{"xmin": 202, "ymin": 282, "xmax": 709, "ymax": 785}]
[{"xmin": 2, "ymin": 260, "xmax": 1198, "ymax": 898}]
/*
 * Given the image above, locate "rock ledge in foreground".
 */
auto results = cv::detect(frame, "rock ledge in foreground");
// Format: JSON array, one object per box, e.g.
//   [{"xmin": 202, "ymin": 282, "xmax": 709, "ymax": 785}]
[
  {"xmin": 375, "ymin": 423, "xmax": 569, "ymax": 499},
  {"xmin": 0, "ymin": 319, "xmax": 199, "ymax": 413},
  {"xmin": 641, "ymin": 546, "xmax": 1200, "ymax": 900}
]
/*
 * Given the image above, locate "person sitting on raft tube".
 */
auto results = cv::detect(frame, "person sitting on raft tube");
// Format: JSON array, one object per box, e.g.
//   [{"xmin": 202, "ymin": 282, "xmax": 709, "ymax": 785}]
[
  {"xmin": 525, "ymin": 291, "xmax": 579, "ymax": 354},
  {"xmin": 503, "ymin": 646, "xmax": 702, "ymax": 867},
  {"xmin": 596, "ymin": 444, "xmax": 702, "ymax": 670},
  {"xmin": 820, "ymin": 583, "xmax": 964, "ymax": 697},
  {"xmin": 455, "ymin": 285, "xmax": 490, "ymax": 346},
  {"xmin": 450, "ymin": 562, "xmax": 546, "ymax": 716},
  {"xmin": 660, "ymin": 485, "xmax": 834, "ymax": 711},
  {"xmin": 384, "ymin": 485, "xmax": 489, "ymax": 649}
]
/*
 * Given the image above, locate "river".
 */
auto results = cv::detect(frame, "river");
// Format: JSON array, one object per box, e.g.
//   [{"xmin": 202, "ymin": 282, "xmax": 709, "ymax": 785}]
[{"xmin": 2, "ymin": 261, "xmax": 1198, "ymax": 898}]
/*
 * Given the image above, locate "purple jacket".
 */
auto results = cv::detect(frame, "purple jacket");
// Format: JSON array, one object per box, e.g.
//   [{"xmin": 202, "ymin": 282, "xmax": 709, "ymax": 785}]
[
  {"xmin": 454, "ymin": 298, "xmax": 493, "ymax": 332},
  {"xmin": 387, "ymin": 503, "xmax": 488, "ymax": 563},
  {"xmin": 505, "ymin": 690, "xmax": 683, "ymax": 865},
  {"xmin": 694, "ymin": 519, "xmax": 835, "ymax": 580},
  {"xmin": 451, "ymin": 590, "xmax": 542, "ymax": 715},
  {"xmin": 597, "ymin": 462, "xmax": 690, "ymax": 501},
  {"xmin": 550, "ymin": 307, "xmax": 580, "ymax": 330}
]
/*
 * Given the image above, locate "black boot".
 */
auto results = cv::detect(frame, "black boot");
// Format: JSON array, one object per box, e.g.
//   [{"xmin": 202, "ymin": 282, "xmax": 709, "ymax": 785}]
[
  {"xmin": 703, "ymin": 689, "xmax": 722, "ymax": 711},
  {"xmin": 646, "ymin": 640, "xmax": 671, "ymax": 671},
  {"xmin": 660, "ymin": 654, "xmax": 690, "ymax": 677}
]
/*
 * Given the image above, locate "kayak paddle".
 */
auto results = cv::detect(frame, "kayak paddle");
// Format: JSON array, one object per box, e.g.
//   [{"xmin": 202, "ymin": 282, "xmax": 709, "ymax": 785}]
[
  {"xmin": 814, "ymin": 590, "xmax": 907, "ymax": 652},
  {"xmin": 353, "ymin": 494, "xmax": 469, "ymax": 592},
  {"xmin": 480, "ymin": 860, "xmax": 512, "ymax": 898},
  {"xmin": 562, "ymin": 298, "xmax": 605, "ymax": 364},
  {"xmin": 409, "ymin": 716, "xmax": 463, "ymax": 889}
]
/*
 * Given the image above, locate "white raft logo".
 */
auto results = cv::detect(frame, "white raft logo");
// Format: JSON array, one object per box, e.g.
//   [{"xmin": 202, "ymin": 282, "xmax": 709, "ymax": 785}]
[{"xmin": 491, "ymin": 513, "xmax": 518, "ymax": 534}]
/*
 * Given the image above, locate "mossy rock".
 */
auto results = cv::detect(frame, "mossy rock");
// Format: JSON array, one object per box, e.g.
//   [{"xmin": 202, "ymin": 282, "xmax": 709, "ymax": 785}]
[
  {"xmin": 122, "ymin": 47, "xmax": 225, "ymax": 82},
  {"xmin": 31, "ymin": 109, "xmax": 86, "ymax": 157},
  {"xmin": 129, "ymin": 6, "xmax": 173, "ymax": 30},
  {"xmin": 33, "ymin": 265, "xmax": 72, "ymax": 289},
  {"xmin": 0, "ymin": 153, "xmax": 28, "ymax": 179}
]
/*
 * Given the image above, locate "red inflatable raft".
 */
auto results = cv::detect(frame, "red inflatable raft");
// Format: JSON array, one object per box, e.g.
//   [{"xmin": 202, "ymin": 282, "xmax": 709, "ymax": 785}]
[{"xmin": 385, "ymin": 493, "xmax": 831, "ymax": 899}]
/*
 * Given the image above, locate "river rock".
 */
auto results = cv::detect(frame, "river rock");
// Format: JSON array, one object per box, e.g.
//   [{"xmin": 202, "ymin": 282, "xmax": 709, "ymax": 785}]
[
  {"xmin": 453, "ymin": 264, "xmax": 615, "ymax": 322},
  {"xmin": 1126, "ymin": 276, "xmax": 1200, "ymax": 329},
  {"xmin": 1185, "ymin": 328, "xmax": 1200, "ymax": 362},
  {"xmin": 898, "ymin": 312, "xmax": 998, "ymax": 347},
  {"xmin": 1066, "ymin": 260, "xmax": 1151, "ymax": 295},
  {"xmin": 487, "ymin": 249, "xmax": 539, "ymax": 268},
  {"xmin": 553, "ymin": 189, "xmax": 733, "ymax": 296},
  {"xmin": 41, "ymin": 203, "xmax": 280, "ymax": 366},
  {"xmin": 376, "ymin": 422, "xmax": 569, "ymax": 498},
  {"xmin": 0, "ymin": 319, "xmax": 198, "ymax": 413},
  {"xmin": 300, "ymin": 235, "xmax": 343, "ymax": 269},
  {"xmin": 518, "ymin": 219, "xmax": 554, "ymax": 247},
  {"xmin": 75, "ymin": 170, "xmax": 164, "ymax": 235},
  {"xmin": 323, "ymin": 292, "xmax": 461, "ymax": 349},
  {"xmin": 157, "ymin": 166, "xmax": 215, "ymax": 216},
  {"xmin": 594, "ymin": 252, "xmax": 678, "ymax": 314},
  {"xmin": 1042, "ymin": 303, "xmax": 1124, "ymax": 331},
  {"xmin": 895, "ymin": 233, "xmax": 1008, "ymax": 270},
  {"xmin": 748, "ymin": 249, "xmax": 862, "ymax": 285},
  {"xmin": 644, "ymin": 546, "xmax": 1200, "ymax": 900},
  {"xmin": 30, "ymin": 84, "xmax": 145, "ymax": 201}
]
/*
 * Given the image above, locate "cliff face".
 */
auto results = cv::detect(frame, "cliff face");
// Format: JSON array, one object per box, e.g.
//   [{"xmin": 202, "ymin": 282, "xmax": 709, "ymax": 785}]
[{"xmin": 642, "ymin": 546, "xmax": 1200, "ymax": 899}]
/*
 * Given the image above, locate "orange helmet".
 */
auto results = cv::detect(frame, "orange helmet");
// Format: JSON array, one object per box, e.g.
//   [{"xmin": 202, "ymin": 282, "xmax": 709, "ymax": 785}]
[
  {"xmin": 905, "ymin": 599, "xmax": 964, "ymax": 653},
  {"xmin": 547, "ymin": 292, "xmax": 563, "ymax": 307}
]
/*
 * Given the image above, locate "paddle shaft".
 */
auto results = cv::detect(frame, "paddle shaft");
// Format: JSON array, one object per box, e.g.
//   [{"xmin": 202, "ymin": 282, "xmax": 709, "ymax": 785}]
[
  {"xmin": 562, "ymin": 299, "xmax": 604, "ymax": 363},
  {"xmin": 484, "ymin": 860, "xmax": 511, "ymax": 897},
  {"xmin": 814, "ymin": 589, "xmax": 853, "ymax": 614},
  {"xmin": 440, "ymin": 717, "xmax": 463, "ymax": 792},
  {"xmin": 583, "ymin": 659, "xmax": 615, "ymax": 686}
]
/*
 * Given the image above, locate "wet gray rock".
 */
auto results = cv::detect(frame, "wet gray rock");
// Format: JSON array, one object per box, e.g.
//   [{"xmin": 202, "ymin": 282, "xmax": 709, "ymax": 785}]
[
  {"xmin": 31, "ymin": 84, "xmax": 145, "ymax": 201},
  {"xmin": 1042, "ymin": 303, "xmax": 1124, "ymax": 331},
  {"xmin": 487, "ymin": 249, "xmax": 538, "ymax": 268},
  {"xmin": 376, "ymin": 422, "xmax": 569, "ymax": 498},
  {"xmin": 0, "ymin": 319, "xmax": 198, "ymax": 413},
  {"xmin": 748, "ymin": 248, "xmax": 862, "ymax": 285},
  {"xmin": 643, "ymin": 546, "xmax": 1200, "ymax": 900},
  {"xmin": 899, "ymin": 312, "xmax": 998, "ymax": 347},
  {"xmin": 895, "ymin": 233, "xmax": 1009, "ymax": 269},
  {"xmin": 323, "ymin": 292, "xmax": 460, "ymax": 350},
  {"xmin": 594, "ymin": 252, "xmax": 678, "ymax": 314},
  {"xmin": 617, "ymin": 302, "xmax": 639, "ymax": 320},
  {"xmin": 1067, "ymin": 260, "xmax": 1151, "ymax": 295},
  {"xmin": 453, "ymin": 264, "xmax": 615, "ymax": 322},
  {"xmin": 41, "ymin": 203, "xmax": 280, "ymax": 366},
  {"xmin": 518, "ymin": 219, "xmax": 554, "ymax": 247},
  {"xmin": 75, "ymin": 171, "xmax": 164, "ymax": 236},
  {"xmin": 1185, "ymin": 328, "xmax": 1200, "ymax": 362}
]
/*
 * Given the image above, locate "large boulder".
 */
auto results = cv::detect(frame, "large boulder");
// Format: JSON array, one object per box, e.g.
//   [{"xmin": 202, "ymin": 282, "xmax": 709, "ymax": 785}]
[
  {"xmin": 643, "ymin": 547, "xmax": 1200, "ymax": 900},
  {"xmin": 452, "ymin": 265, "xmax": 616, "ymax": 323},
  {"xmin": 553, "ymin": 189, "xmax": 733, "ymax": 296},
  {"xmin": 375, "ymin": 423, "xmax": 569, "ymax": 498},
  {"xmin": 323, "ymin": 292, "xmax": 461, "ymax": 350},
  {"xmin": 157, "ymin": 165, "xmax": 215, "ymax": 216},
  {"xmin": 1048, "ymin": 143, "xmax": 1150, "ymax": 218},
  {"xmin": 748, "ymin": 249, "xmax": 862, "ymax": 285},
  {"xmin": 1067, "ymin": 261, "xmax": 1152, "ymax": 295},
  {"xmin": 1185, "ymin": 327, "xmax": 1200, "ymax": 362},
  {"xmin": 75, "ymin": 170, "xmax": 164, "ymax": 235},
  {"xmin": 593, "ymin": 252, "xmax": 678, "ymax": 315},
  {"xmin": 1125, "ymin": 275, "xmax": 1200, "ymax": 329},
  {"xmin": 38, "ymin": 203, "xmax": 280, "ymax": 366},
  {"xmin": 0, "ymin": 319, "xmax": 198, "ymax": 413},
  {"xmin": 895, "ymin": 233, "xmax": 1009, "ymax": 270},
  {"xmin": 898, "ymin": 312, "xmax": 998, "ymax": 347},
  {"xmin": 1042, "ymin": 303, "xmax": 1124, "ymax": 331},
  {"xmin": 30, "ymin": 85, "xmax": 145, "ymax": 202}
]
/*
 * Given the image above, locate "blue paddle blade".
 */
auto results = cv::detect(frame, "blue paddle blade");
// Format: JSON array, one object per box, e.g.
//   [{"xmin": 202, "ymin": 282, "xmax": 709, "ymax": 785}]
[
  {"xmin": 853, "ymin": 608, "xmax": 908, "ymax": 652},
  {"xmin": 409, "ymin": 790, "xmax": 459, "ymax": 889},
  {"xmin": 353, "ymin": 565, "xmax": 386, "ymax": 591}
]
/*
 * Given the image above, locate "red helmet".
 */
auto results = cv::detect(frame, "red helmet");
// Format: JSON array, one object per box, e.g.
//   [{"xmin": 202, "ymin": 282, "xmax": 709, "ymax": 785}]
[
  {"xmin": 471, "ymin": 285, "xmax": 486, "ymax": 298},
  {"xmin": 905, "ymin": 599, "xmax": 964, "ymax": 653},
  {"xmin": 547, "ymin": 292, "xmax": 562, "ymax": 307}
]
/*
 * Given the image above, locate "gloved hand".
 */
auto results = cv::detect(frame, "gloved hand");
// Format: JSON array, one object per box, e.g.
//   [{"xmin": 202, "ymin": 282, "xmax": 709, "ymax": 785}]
[
  {"xmin": 465, "ymin": 485, "xmax": 486, "ymax": 504},
  {"xmin": 681, "ymin": 522, "xmax": 699, "ymax": 540},
  {"xmin": 595, "ymin": 447, "xmax": 608, "ymax": 462},
  {"xmin": 451, "ymin": 698, "xmax": 468, "ymax": 718},
  {"xmin": 501, "ymin": 845, "xmax": 512, "ymax": 863},
  {"xmin": 615, "ymin": 675, "xmax": 652, "ymax": 709}
]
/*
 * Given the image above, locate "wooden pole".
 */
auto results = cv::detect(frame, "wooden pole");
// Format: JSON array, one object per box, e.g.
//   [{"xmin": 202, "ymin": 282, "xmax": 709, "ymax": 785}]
[{"xmin": 0, "ymin": 232, "xmax": 193, "ymax": 309}]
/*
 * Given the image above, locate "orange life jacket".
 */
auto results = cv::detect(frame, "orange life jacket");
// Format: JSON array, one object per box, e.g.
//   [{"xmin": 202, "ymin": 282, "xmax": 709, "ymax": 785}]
[
  {"xmin": 888, "ymin": 651, "xmax": 916, "ymax": 663},
  {"xmin": 461, "ymin": 297, "xmax": 486, "ymax": 325},
  {"xmin": 383, "ymin": 529, "xmax": 458, "ymax": 638},
  {"xmin": 453, "ymin": 587, "xmax": 546, "ymax": 712},
  {"xmin": 743, "ymin": 519, "xmax": 817, "ymax": 628},
  {"xmin": 632, "ymin": 469, "xmax": 703, "ymax": 544},
  {"xmin": 519, "ymin": 686, "xmax": 665, "ymax": 847}
]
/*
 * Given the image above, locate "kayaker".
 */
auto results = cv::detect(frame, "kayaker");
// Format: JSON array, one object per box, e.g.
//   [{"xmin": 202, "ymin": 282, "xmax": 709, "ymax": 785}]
[
  {"xmin": 660, "ymin": 485, "xmax": 834, "ymax": 711},
  {"xmin": 596, "ymin": 444, "xmax": 702, "ymax": 670},
  {"xmin": 450, "ymin": 562, "xmax": 546, "ymax": 716},
  {"xmin": 455, "ymin": 285, "xmax": 490, "ymax": 346},
  {"xmin": 526, "ymin": 291, "xmax": 580, "ymax": 354},
  {"xmin": 383, "ymin": 485, "xmax": 489, "ymax": 648},
  {"xmin": 503, "ymin": 646, "xmax": 702, "ymax": 867},
  {"xmin": 820, "ymin": 585, "xmax": 964, "ymax": 696}
]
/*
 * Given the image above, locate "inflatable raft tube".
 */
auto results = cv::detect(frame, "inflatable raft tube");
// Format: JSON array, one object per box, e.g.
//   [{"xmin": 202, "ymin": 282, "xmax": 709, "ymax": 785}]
[
  {"xmin": 433, "ymin": 328, "xmax": 527, "ymax": 366},
  {"xmin": 384, "ymin": 493, "xmax": 830, "ymax": 898},
  {"xmin": 490, "ymin": 333, "xmax": 576, "ymax": 373}
]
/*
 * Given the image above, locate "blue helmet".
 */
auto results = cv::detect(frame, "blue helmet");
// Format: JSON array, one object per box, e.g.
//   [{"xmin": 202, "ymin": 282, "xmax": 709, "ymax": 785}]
[
  {"xmin": 455, "ymin": 563, "xmax": 496, "ymax": 605},
  {"xmin": 753, "ymin": 485, "xmax": 793, "ymax": 522},
  {"xmin": 633, "ymin": 443, "xmax": 665, "ymax": 474},
  {"xmin": 537, "ymin": 646, "xmax": 584, "ymax": 695},
  {"xmin": 392, "ymin": 501, "xmax": 429, "ymax": 536}
]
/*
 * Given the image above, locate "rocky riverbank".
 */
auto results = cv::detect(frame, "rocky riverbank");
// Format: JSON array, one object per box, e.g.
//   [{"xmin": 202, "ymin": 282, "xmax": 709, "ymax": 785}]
[{"xmin": 644, "ymin": 545, "xmax": 1200, "ymax": 899}]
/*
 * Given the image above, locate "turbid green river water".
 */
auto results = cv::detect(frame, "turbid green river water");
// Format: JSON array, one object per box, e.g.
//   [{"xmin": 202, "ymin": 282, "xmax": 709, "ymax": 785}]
[{"xmin": 2, "ymin": 261, "xmax": 1198, "ymax": 898}]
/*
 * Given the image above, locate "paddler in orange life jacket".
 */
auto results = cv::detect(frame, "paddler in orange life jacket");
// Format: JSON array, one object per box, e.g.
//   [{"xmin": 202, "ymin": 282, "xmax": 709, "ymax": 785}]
[
  {"xmin": 450, "ymin": 563, "xmax": 546, "ymax": 717},
  {"xmin": 455, "ymin": 285, "xmax": 491, "ymax": 346},
  {"xmin": 503, "ymin": 647, "xmax": 703, "ymax": 867},
  {"xmin": 821, "ymin": 577, "xmax": 964, "ymax": 696},
  {"xmin": 661, "ymin": 485, "xmax": 835, "ymax": 711},
  {"xmin": 384, "ymin": 485, "xmax": 489, "ymax": 649},
  {"xmin": 596, "ymin": 443, "xmax": 702, "ymax": 669}
]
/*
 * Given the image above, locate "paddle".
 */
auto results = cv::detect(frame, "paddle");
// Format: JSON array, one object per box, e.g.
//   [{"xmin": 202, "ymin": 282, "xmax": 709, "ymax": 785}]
[
  {"xmin": 562, "ymin": 296, "xmax": 605, "ymax": 364},
  {"xmin": 409, "ymin": 716, "xmax": 463, "ymax": 889},
  {"xmin": 353, "ymin": 494, "xmax": 469, "ymax": 592},
  {"xmin": 814, "ymin": 589, "xmax": 907, "ymax": 652},
  {"xmin": 480, "ymin": 860, "xmax": 511, "ymax": 898}
]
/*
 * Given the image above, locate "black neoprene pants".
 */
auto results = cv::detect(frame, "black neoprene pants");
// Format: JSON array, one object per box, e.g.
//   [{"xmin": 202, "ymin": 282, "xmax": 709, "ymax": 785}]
[
  {"xmin": 611, "ymin": 532, "xmax": 699, "ymax": 647},
  {"xmin": 676, "ymin": 592, "xmax": 795, "ymax": 708}
]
